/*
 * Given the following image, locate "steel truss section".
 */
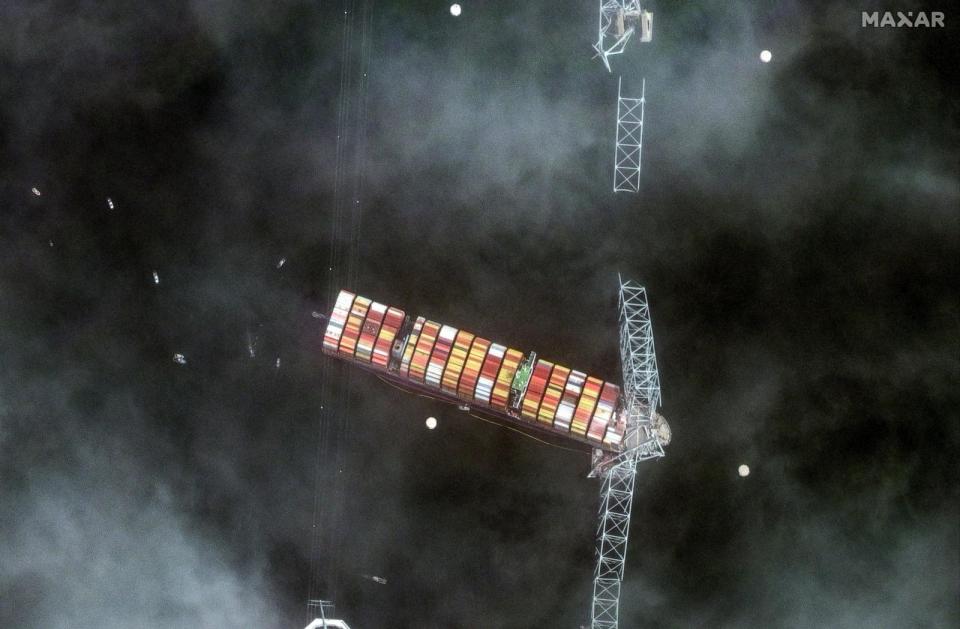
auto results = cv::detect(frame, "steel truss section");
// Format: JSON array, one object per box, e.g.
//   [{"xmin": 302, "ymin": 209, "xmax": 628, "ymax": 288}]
[
  {"xmin": 593, "ymin": 1, "xmax": 652, "ymax": 71},
  {"xmin": 613, "ymin": 77, "xmax": 646, "ymax": 194},
  {"xmin": 617, "ymin": 276, "xmax": 660, "ymax": 416},
  {"xmin": 590, "ymin": 277, "xmax": 665, "ymax": 629},
  {"xmin": 592, "ymin": 452, "xmax": 638, "ymax": 629}
]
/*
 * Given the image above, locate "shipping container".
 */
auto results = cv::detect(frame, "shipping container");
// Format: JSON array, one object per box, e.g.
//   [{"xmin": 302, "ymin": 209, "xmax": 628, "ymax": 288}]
[
  {"xmin": 409, "ymin": 321, "xmax": 441, "ymax": 382},
  {"xmin": 555, "ymin": 370, "xmax": 586, "ymax": 432},
  {"xmin": 603, "ymin": 420, "xmax": 627, "ymax": 449},
  {"xmin": 603, "ymin": 415, "xmax": 625, "ymax": 447},
  {"xmin": 459, "ymin": 337, "xmax": 491, "ymax": 400},
  {"xmin": 490, "ymin": 348, "xmax": 524, "ymax": 410},
  {"xmin": 356, "ymin": 302, "xmax": 386, "ymax": 363},
  {"xmin": 323, "ymin": 290, "xmax": 355, "ymax": 353},
  {"xmin": 520, "ymin": 360, "xmax": 553, "ymax": 421},
  {"xmin": 572, "ymin": 377, "xmax": 603, "ymax": 436},
  {"xmin": 399, "ymin": 317, "xmax": 425, "ymax": 376},
  {"xmin": 539, "ymin": 365, "xmax": 571, "ymax": 427},
  {"xmin": 587, "ymin": 382, "xmax": 620, "ymax": 443},
  {"xmin": 475, "ymin": 344, "xmax": 506, "ymax": 404},
  {"xmin": 426, "ymin": 325, "xmax": 458, "ymax": 388},
  {"xmin": 442, "ymin": 330, "xmax": 475, "ymax": 393},
  {"xmin": 339, "ymin": 296, "xmax": 371, "ymax": 358},
  {"xmin": 372, "ymin": 307, "xmax": 405, "ymax": 368}
]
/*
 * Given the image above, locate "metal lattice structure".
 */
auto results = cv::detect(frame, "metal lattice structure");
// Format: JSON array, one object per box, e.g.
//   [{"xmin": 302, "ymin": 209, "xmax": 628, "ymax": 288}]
[
  {"xmin": 305, "ymin": 599, "xmax": 352, "ymax": 629},
  {"xmin": 590, "ymin": 277, "xmax": 666, "ymax": 629},
  {"xmin": 614, "ymin": 77, "xmax": 646, "ymax": 194},
  {"xmin": 594, "ymin": 1, "xmax": 653, "ymax": 71},
  {"xmin": 617, "ymin": 278, "xmax": 661, "ymax": 415}
]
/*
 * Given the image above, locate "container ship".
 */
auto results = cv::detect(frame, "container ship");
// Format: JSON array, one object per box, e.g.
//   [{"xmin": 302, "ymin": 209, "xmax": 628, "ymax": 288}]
[{"xmin": 322, "ymin": 290, "xmax": 628, "ymax": 452}]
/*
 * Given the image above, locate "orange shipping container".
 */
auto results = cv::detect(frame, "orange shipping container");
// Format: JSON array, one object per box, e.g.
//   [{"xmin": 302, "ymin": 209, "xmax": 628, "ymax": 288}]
[
  {"xmin": 539, "ymin": 365, "xmax": 571, "ymax": 427},
  {"xmin": 409, "ymin": 321, "xmax": 441, "ymax": 382},
  {"xmin": 475, "ymin": 344, "xmax": 506, "ymax": 404},
  {"xmin": 490, "ymin": 348, "xmax": 524, "ymax": 410},
  {"xmin": 442, "ymin": 330, "xmax": 475, "ymax": 393},
  {"xmin": 426, "ymin": 325, "xmax": 458, "ymax": 388},
  {"xmin": 339, "ymin": 296, "xmax": 371, "ymax": 358},
  {"xmin": 521, "ymin": 360, "xmax": 553, "ymax": 421},
  {"xmin": 587, "ymin": 383, "xmax": 620, "ymax": 443},
  {"xmin": 399, "ymin": 317, "xmax": 425, "ymax": 376},
  {"xmin": 372, "ymin": 307, "xmax": 405, "ymax": 368},
  {"xmin": 356, "ymin": 302, "xmax": 386, "ymax": 362},
  {"xmin": 459, "ymin": 338, "xmax": 490, "ymax": 400},
  {"xmin": 571, "ymin": 377, "xmax": 603, "ymax": 436}
]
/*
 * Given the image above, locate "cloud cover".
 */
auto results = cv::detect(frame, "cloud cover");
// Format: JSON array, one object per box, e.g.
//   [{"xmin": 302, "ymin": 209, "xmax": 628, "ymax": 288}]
[{"xmin": 1, "ymin": 0, "xmax": 957, "ymax": 627}]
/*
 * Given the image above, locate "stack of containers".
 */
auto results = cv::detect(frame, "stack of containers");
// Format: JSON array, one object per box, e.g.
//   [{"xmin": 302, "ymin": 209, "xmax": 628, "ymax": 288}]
[
  {"xmin": 355, "ymin": 302, "xmax": 386, "ymax": 362},
  {"xmin": 323, "ymin": 291, "xmax": 356, "ymax": 353},
  {"xmin": 589, "ymin": 383, "xmax": 620, "ymax": 442},
  {"xmin": 458, "ymin": 338, "xmax": 491, "ymax": 400},
  {"xmin": 475, "ymin": 344, "xmax": 506, "ymax": 404},
  {"xmin": 556, "ymin": 371, "xmax": 587, "ymax": 430},
  {"xmin": 426, "ymin": 325, "xmax": 458, "ymax": 388},
  {"xmin": 400, "ymin": 317, "xmax": 425, "ymax": 375},
  {"xmin": 372, "ymin": 307, "xmax": 405, "ymax": 368},
  {"xmin": 441, "ymin": 331, "xmax": 475, "ymax": 394},
  {"xmin": 539, "ymin": 366, "xmax": 570, "ymax": 427},
  {"xmin": 322, "ymin": 290, "xmax": 625, "ymax": 450},
  {"xmin": 338, "ymin": 296, "xmax": 370, "ymax": 357},
  {"xmin": 521, "ymin": 360, "xmax": 554, "ymax": 421},
  {"xmin": 490, "ymin": 348, "xmax": 524, "ymax": 410},
  {"xmin": 409, "ymin": 321, "xmax": 441, "ymax": 382}
]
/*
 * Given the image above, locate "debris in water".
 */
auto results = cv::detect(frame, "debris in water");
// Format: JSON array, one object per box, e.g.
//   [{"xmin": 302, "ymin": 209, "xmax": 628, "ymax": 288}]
[
  {"xmin": 275, "ymin": 357, "xmax": 281, "ymax": 370},
  {"xmin": 107, "ymin": 197, "xmax": 115, "ymax": 210},
  {"xmin": 361, "ymin": 574, "xmax": 387, "ymax": 585},
  {"xmin": 48, "ymin": 240, "xmax": 54, "ymax": 247},
  {"xmin": 173, "ymin": 353, "xmax": 187, "ymax": 365},
  {"xmin": 311, "ymin": 311, "xmax": 322, "ymax": 319},
  {"xmin": 152, "ymin": 271, "xmax": 160, "ymax": 285},
  {"xmin": 277, "ymin": 257, "xmax": 286, "ymax": 269},
  {"xmin": 31, "ymin": 187, "xmax": 41, "ymax": 196}
]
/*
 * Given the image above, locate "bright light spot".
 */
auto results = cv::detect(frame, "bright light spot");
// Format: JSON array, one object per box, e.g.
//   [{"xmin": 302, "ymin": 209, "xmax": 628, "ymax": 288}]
[
  {"xmin": 738, "ymin": 464, "xmax": 751, "ymax": 477},
  {"xmin": 277, "ymin": 257, "xmax": 286, "ymax": 269},
  {"xmin": 31, "ymin": 187, "xmax": 41, "ymax": 196},
  {"xmin": 152, "ymin": 270, "xmax": 160, "ymax": 285},
  {"xmin": 107, "ymin": 197, "xmax": 115, "ymax": 210},
  {"xmin": 450, "ymin": 3, "xmax": 461, "ymax": 16},
  {"xmin": 173, "ymin": 353, "xmax": 187, "ymax": 365},
  {"xmin": 425, "ymin": 416, "xmax": 438, "ymax": 429},
  {"xmin": 760, "ymin": 50, "xmax": 772, "ymax": 63}
]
